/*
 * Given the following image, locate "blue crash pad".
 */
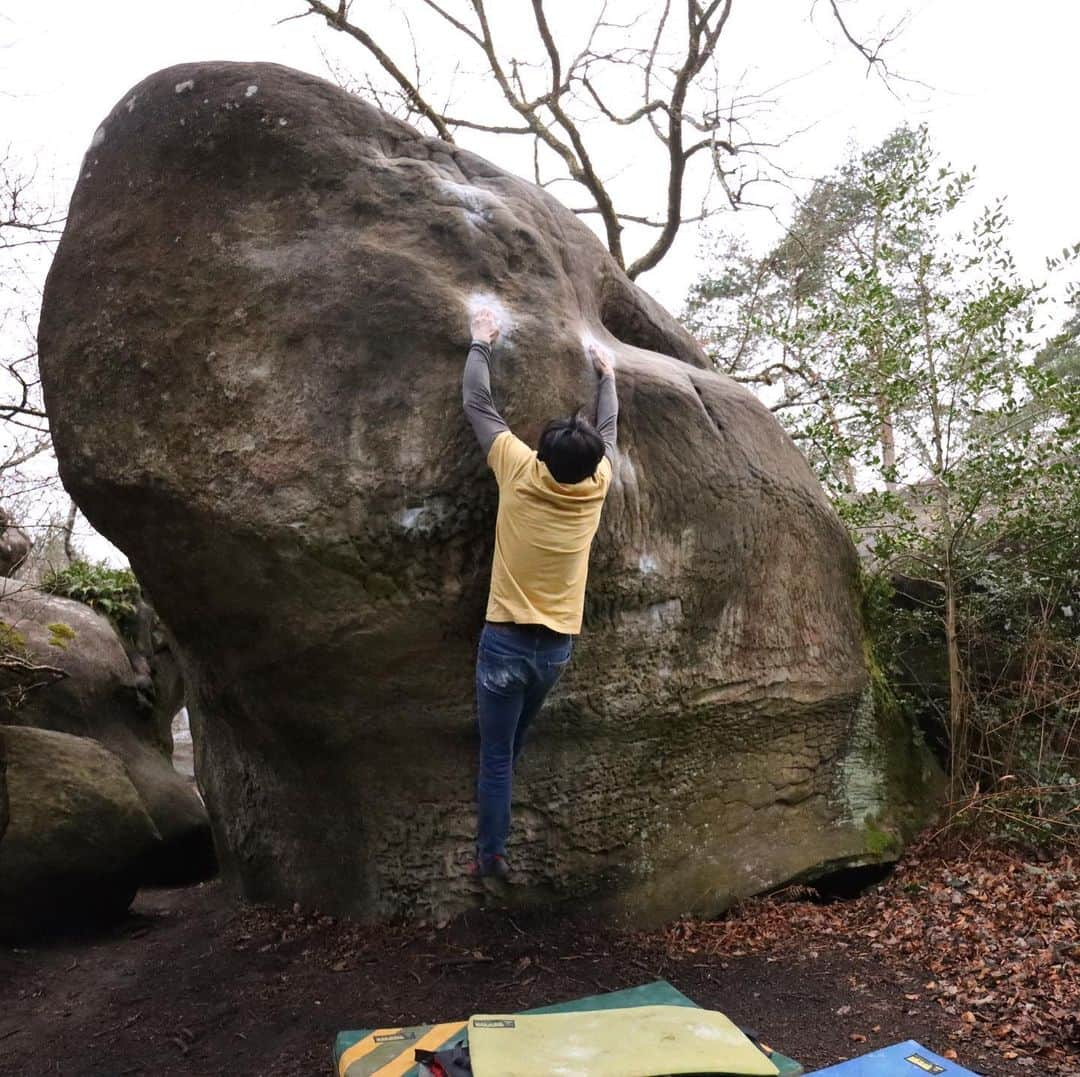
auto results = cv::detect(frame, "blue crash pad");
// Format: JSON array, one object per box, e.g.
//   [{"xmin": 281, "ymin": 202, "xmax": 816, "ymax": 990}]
[{"xmin": 811, "ymin": 1040, "xmax": 982, "ymax": 1076}]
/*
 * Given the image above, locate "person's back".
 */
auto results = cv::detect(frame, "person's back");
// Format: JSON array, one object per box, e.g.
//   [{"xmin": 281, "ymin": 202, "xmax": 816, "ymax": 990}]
[
  {"xmin": 485, "ymin": 431, "xmax": 610, "ymax": 634},
  {"xmin": 462, "ymin": 306, "xmax": 618, "ymax": 880}
]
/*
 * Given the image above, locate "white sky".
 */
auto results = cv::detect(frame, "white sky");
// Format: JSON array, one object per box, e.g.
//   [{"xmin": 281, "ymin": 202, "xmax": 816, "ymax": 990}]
[{"xmin": 1, "ymin": 0, "xmax": 1078, "ymax": 561}]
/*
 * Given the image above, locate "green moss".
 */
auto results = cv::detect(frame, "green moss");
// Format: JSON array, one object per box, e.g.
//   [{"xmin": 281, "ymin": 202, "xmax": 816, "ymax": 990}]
[
  {"xmin": 856, "ymin": 567, "xmax": 946, "ymax": 842},
  {"xmin": 863, "ymin": 815, "xmax": 900, "ymax": 856},
  {"xmin": 47, "ymin": 622, "xmax": 76, "ymax": 649},
  {"xmin": 0, "ymin": 620, "xmax": 26, "ymax": 656}
]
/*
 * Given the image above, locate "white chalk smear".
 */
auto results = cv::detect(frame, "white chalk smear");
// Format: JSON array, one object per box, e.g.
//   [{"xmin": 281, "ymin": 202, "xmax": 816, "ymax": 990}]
[
  {"xmin": 560, "ymin": 1045, "xmax": 600, "ymax": 1060},
  {"xmin": 691, "ymin": 1023, "xmax": 733, "ymax": 1041},
  {"xmin": 579, "ymin": 327, "xmax": 616, "ymax": 370},
  {"xmin": 245, "ymin": 84, "xmax": 259, "ymax": 98},
  {"xmin": 89, "ymin": 126, "xmax": 106, "ymax": 149},
  {"xmin": 438, "ymin": 179, "xmax": 500, "ymax": 215},
  {"xmin": 438, "ymin": 179, "xmax": 501, "ymax": 230},
  {"xmin": 467, "ymin": 293, "xmax": 515, "ymax": 341},
  {"xmin": 396, "ymin": 507, "xmax": 428, "ymax": 532},
  {"xmin": 174, "ymin": 80, "xmax": 195, "ymax": 94},
  {"xmin": 125, "ymin": 96, "xmax": 138, "ymax": 113},
  {"xmin": 639, "ymin": 553, "xmax": 659, "ymax": 575},
  {"xmin": 395, "ymin": 498, "xmax": 451, "ymax": 534}
]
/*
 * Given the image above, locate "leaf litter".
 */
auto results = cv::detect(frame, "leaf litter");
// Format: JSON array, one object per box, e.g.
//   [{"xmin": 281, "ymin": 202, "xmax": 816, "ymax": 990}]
[{"xmin": 654, "ymin": 844, "xmax": 1079, "ymax": 1074}]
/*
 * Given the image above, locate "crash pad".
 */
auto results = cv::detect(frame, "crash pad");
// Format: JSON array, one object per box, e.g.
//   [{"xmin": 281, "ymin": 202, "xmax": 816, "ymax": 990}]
[
  {"xmin": 810, "ymin": 1040, "xmax": 983, "ymax": 1076},
  {"xmin": 335, "ymin": 1022, "xmax": 467, "ymax": 1076},
  {"xmin": 333, "ymin": 980, "xmax": 804, "ymax": 1076},
  {"xmin": 467, "ymin": 1004, "xmax": 780, "ymax": 1076}
]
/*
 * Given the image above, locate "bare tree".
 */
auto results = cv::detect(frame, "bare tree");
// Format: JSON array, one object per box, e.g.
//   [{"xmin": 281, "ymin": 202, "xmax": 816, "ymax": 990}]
[
  {"xmin": 1, "ymin": 152, "xmax": 61, "ymax": 442},
  {"xmin": 0, "ymin": 151, "xmax": 65, "ymax": 567},
  {"xmin": 285, "ymin": 1, "xmax": 900, "ymax": 279}
]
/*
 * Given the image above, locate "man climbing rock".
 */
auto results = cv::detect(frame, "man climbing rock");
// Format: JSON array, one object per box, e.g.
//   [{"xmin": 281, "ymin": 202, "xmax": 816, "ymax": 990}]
[{"xmin": 463, "ymin": 307, "xmax": 618, "ymax": 881}]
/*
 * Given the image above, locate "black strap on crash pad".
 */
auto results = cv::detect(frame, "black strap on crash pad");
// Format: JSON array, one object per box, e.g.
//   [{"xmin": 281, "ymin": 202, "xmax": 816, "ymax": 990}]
[{"xmin": 415, "ymin": 1042, "xmax": 473, "ymax": 1077}]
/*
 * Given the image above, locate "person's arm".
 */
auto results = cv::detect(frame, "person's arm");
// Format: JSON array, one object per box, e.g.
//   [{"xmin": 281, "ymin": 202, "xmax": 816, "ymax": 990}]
[
  {"xmin": 589, "ymin": 342, "xmax": 619, "ymax": 462},
  {"xmin": 462, "ymin": 308, "xmax": 509, "ymax": 457}
]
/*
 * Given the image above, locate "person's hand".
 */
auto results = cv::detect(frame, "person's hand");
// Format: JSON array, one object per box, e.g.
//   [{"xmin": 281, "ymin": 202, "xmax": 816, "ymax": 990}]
[
  {"xmin": 471, "ymin": 307, "xmax": 500, "ymax": 346},
  {"xmin": 589, "ymin": 341, "xmax": 615, "ymax": 377}
]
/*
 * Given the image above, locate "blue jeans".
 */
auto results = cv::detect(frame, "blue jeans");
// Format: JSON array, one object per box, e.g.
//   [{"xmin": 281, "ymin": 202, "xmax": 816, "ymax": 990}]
[{"xmin": 475, "ymin": 622, "xmax": 573, "ymax": 862}]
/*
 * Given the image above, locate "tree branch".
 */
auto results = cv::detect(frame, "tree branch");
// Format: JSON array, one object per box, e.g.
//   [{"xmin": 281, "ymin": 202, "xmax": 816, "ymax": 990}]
[
  {"xmin": 285, "ymin": 0, "xmax": 902, "ymax": 280},
  {"xmin": 301, "ymin": 0, "xmax": 456, "ymax": 141},
  {"xmin": 626, "ymin": 0, "xmax": 734, "ymax": 279}
]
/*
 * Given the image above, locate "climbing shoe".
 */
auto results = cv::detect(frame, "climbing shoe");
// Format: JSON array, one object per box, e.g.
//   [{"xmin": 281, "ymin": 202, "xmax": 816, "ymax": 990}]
[{"xmin": 472, "ymin": 854, "xmax": 511, "ymax": 881}]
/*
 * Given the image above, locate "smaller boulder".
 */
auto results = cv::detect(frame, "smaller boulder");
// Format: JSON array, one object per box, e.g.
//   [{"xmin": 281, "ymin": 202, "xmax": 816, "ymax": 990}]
[
  {"xmin": 0, "ymin": 580, "xmax": 215, "ymax": 882},
  {"xmin": 0, "ymin": 725, "xmax": 161, "ymax": 938}
]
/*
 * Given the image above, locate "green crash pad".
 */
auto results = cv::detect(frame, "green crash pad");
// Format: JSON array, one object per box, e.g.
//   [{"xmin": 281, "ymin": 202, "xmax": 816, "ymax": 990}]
[
  {"xmin": 333, "ymin": 980, "xmax": 804, "ymax": 1076},
  {"xmin": 468, "ymin": 1004, "xmax": 780, "ymax": 1076}
]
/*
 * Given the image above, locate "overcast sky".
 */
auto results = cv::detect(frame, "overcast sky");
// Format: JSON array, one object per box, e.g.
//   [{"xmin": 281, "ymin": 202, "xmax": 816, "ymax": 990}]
[
  {"xmin": 2, "ymin": 0, "xmax": 1078, "ymax": 560},
  {"xmin": 4, "ymin": 0, "xmax": 1080, "ymax": 299}
]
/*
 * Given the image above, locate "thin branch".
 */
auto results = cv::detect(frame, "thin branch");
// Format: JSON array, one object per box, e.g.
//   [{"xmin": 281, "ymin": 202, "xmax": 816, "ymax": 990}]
[
  {"xmin": 571, "ymin": 207, "xmax": 710, "ymax": 229},
  {"xmin": 578, "ymin": 77, "xmax": 667, "ymax": 127},
  {"xmin": 301, "ymin": 0, "xmax": 456, "ymax": 141},
  {"xmin": 827, "ymin": 0, "xmax": 890, "ymax": 75},
  {"xmin": 416, "ymin": 0, "xmax": 484, "ymax": 46}
]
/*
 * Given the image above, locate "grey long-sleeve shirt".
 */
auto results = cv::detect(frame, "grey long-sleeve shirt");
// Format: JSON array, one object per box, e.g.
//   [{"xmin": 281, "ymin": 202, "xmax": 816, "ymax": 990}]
[{"xmin": 462, "ymin": 340, "xmax": 619, "ymax": 463}]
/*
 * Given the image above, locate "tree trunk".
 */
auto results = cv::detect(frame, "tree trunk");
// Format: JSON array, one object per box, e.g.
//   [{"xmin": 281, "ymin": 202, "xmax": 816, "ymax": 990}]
[
  {"xmin": 62, "ymin": 500, "xmax": 78, "ymax": 564},
  {"xmin": 877, "ymin": 393, "xmax": 897, "ymax": 490},
  {"xmin": 943, "ymin": 567, "xmax": 966, "ymax": 803}
]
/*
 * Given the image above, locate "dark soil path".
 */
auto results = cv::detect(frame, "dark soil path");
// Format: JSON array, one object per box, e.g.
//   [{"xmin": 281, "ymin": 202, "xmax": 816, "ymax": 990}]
[{"xmin": 0, "ymin": 879, "xmax": 1022, "ymax": 1077}]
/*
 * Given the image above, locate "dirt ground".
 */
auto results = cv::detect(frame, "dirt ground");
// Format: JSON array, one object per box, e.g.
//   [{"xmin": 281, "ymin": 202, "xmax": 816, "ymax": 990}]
[{"xmin": 0, "ymin": 876, "xmax": 1033, "ymax": 1077}]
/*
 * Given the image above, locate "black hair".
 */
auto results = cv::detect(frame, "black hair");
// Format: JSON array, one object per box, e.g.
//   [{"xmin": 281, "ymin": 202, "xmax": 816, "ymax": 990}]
[{"xmin": 537, "ymin": 412, "xmax": 606, "ymax": 484}]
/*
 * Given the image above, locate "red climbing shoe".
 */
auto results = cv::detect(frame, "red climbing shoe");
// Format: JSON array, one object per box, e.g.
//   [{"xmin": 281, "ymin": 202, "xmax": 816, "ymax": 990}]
[{"xmin": 471, "ymin": 854, "xmax": 511, "ymax": 881}]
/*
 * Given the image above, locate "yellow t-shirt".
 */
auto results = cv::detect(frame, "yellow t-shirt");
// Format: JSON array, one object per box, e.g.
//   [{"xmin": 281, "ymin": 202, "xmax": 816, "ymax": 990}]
[{"xmin": 485, "ymin": 430, "xmax": 612, "ymax": 635}]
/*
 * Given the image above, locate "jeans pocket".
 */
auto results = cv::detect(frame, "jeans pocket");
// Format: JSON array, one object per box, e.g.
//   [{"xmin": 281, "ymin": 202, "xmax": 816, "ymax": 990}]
[
  {"xmin": 540, "ymin": 641, "xmax": 573, "ymax": 682},
  {"xmin": 477, "ymin": 651, "xmax": 521, "ymax": 695}
]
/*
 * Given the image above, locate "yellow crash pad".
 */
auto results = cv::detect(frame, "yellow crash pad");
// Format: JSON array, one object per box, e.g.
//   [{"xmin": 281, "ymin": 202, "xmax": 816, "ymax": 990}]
[{"xmin": 467, "ymin": 1004, "xmax": 781, "ymax": 1077}]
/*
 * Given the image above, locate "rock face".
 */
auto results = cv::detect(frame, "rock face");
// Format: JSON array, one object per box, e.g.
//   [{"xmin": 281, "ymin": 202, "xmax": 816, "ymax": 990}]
[
  {"xmin": 38, "ymin": 61, "xmax": 938, "ymax": 923},
  {"xmin": 122, "ymin": 596, "xmax": 188, "ymax": 758},
  {"xmin": 0, "ymin": 582, "xmax": 214, "ymax": 882},
  {"xmin": 0, "ymin": 725, "xmax": 160, "ymax": 937}
]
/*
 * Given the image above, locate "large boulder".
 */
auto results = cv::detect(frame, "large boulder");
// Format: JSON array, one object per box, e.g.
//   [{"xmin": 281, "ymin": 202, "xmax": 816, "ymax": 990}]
[
  {"xmin": 38, "ymin": 61, "xmax": 939, "ymax": 923},
  {"xmin": 0, "ymin": 725, "xmax": 160, "ymax": 937},
  {"xmin": 0, "ymin": 581, "xmax": 214, "ymax": 882}
]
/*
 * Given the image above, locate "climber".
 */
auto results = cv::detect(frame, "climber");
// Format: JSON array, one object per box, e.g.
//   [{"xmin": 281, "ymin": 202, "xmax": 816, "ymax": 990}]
[{"xmin": 462, "ymin": 306, "xmax": 618, "ymax": 881}]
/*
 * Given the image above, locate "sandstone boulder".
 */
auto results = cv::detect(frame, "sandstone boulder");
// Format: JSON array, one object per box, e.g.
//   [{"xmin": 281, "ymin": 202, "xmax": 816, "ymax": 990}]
[
  {"xmin": 0, "ymin": 725, "xmax": 160, "ymax": 937},
  {"xmin": 0, "ymin": 582, "xmax": 214, "ymax": 882},
  {"xmin": 38, "ymin": 61, "xmax": 939, "ymax": 923}
]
